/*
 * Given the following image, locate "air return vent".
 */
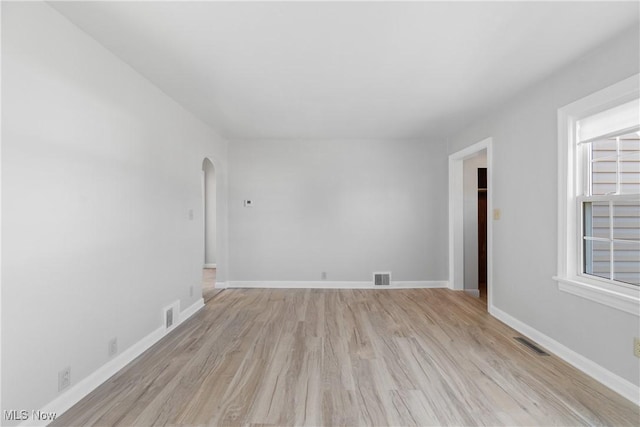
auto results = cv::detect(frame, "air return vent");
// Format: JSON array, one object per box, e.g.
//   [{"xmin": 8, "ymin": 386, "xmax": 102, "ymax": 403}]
[
  {"xmin": 165, "ymin": 308, "xmax": 174, "ymax": 329},
  {"xmin": 373, "ymin": 272, "xmax": 391, "ymax": 286},
  {"xmin": 163, "ymin": 301, "xmax": 180, "ymax": 331}
]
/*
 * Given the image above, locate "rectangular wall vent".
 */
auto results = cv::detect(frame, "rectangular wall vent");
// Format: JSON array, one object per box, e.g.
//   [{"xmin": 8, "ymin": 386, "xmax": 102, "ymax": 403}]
[
  {"xmin": 166, "ymin": 308, "xmax": 174, "ymax": 328},
  {"xmin": 373, "ymin": 272, "xmax": 391, "ymax": 286},
  {"xmin": 163, "ymin": 301, "xmax": 180, "ymax": 331}
]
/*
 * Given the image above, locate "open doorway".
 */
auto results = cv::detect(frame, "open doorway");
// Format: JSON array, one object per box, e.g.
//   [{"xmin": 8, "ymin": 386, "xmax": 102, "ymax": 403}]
[
  {"xmin": 449, "ymin": 138, "xmax": 493, "ymax": 311},
  {"xmin": 202, "ymin": 158, "xmax": 220, "ymax": 302},
  {"xmin": 462, "ymin": 152, "xmax": 487, "ymax": 303},
  {"xmin": 477, "ymin": 168, "xmax": 488, "ymax": 301}
]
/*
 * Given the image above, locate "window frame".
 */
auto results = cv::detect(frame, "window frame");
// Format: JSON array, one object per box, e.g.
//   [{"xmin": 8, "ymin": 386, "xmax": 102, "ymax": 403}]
[{"xmin": 555, "ymin": 74, "xmax": 640, "ymax": 316}]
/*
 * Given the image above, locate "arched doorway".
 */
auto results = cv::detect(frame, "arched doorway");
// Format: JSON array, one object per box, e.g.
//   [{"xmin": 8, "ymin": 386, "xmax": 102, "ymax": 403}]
[{"xmin": 202, "ymin": 158, "xmax": 219, "ymax": 301}]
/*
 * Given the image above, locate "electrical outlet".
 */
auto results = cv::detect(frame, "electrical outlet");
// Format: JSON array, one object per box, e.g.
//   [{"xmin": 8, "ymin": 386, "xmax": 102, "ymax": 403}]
[
  {"xmin": 493, "ymin": 208, "xmax": 501, "ymax": 220},
  {"xmin": 321, "ymin": 272, "xmax": 327, "ymax": 280},
  {"xmin": 634, "ymin": 337, "xmax": 640, "ymax": 358},
  {"xmin": 108, "ymin": 338, "xmax": 118, "ymax": 358},
  {"xmin": 58, "ymin": 367, "xmax": 71, "ymax": 391}
]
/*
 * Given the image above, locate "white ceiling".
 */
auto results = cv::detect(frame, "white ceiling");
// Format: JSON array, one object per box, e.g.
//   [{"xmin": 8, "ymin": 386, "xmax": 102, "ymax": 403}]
[{"xmin": 50, "ymin": 1, "xmax": 639, "ymax": 140}]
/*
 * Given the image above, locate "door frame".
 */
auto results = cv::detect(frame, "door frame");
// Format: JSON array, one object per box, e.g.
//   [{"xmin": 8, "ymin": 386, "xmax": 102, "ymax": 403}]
[
  {"xmin": 448, "ymin": 138, "xmax": 494, "ymax": 309},
  {"xmin": 201, "ymin": 157, "xmax": 217, "ymax": 268}
]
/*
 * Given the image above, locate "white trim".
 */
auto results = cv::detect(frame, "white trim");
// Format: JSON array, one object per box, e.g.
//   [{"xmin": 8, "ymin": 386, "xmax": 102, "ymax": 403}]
[
  {"xmin": 215, "ymin": 281, "xmax": 228, "ymax": 289},
  {"xmin": 448, "ymin": 138, "xmax": 494, "ymax": 309},
  {"xmin": 556, "ymin": 74, "xmax": 640, "ymax": 314},
  {"xmin": 448, "ymin": 150, "xmax": 464, "ymax": 290},
  {"xmin": 227, "ymin": 280, "xmax": 448, "ymax": 289},
  {"xmin": 181, "ymin": 297, "xmax": 205, "ymax": 320},
  {"xmin": 554, "ymin": 277, "xmax": 639, "ymax": 316},
  {"xmin": 20, "ymin": 299, "xmax": 205, "ymax": 427},
  {"xmin": 203, "ymin": 263, "xmax": 217, "ymax": 269},
  {"xmin": 464, "ymin": 289, "xmax": 480, "ymax": 298},
  {"xmin": 490, "ymin": 305, "xmax": 640, "ymax": 406}
]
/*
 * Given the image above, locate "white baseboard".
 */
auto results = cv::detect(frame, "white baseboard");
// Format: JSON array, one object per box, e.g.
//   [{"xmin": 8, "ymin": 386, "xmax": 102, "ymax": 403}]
[
  {"xmin": 203, "ymin": 263, "xmax": 217, "ymax": 269},
  {"xmin": 215, "ymin": 281, "xmax": 228, "ymax": 289},
  {"xmin": 21, "ymin": 298, "xmax": 206, "ymax": 426},
  {"xmin": 490, "ymin": 304, "xmax": 640, "ymax": 406},
  {"xmin": 181, "ymin": 297, "xmax": 205, "ymax": 320},
  {"xmin": 227, "ymin": 280, "xmax": 448, "ymax": 289},
  {"xmin": 464, "ymin": 289, "xmax": 480, "ymax": 297}
]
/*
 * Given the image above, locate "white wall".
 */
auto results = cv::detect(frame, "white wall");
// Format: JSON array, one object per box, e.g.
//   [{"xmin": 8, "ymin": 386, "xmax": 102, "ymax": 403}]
[
  {"xmin": 449, "ymin": 25, "xmax": 640, "ymax": 386},
  {"xmin": 1, "ymin": 2, "xmax": 228, "ymax": 418},
  {"xmin": 463, "ymin": 151, "xmax": 487, "ymax": 292},
  {"xmin": 228, "ymin": 139, "xmax": 448, "ymax": 282},
  {"xmin": 203, "ymin": 159, "xmax": 217, "ymax": 265}
]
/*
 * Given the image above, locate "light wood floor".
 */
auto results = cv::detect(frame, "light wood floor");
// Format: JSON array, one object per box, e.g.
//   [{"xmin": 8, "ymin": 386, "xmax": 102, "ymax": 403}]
[{"xmin": 53, "ymin": 289, "xmax": 639, "ymax": 426}]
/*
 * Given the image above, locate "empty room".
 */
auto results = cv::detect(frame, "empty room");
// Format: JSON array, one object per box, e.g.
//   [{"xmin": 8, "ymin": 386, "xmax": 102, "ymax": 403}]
[{"xmin": 2, "ymin": 1, "xmax": 639, "ymax": 426}]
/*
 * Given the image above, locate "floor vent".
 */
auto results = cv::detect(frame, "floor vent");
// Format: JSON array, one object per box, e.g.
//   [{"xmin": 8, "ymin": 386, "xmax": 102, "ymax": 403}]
[
  {"xmin": 373, "ymin": 272, "xmax": 391, "ymax": 286},
  {"xmin": 515, "ymin": 337, "xmax": 549, "ymax": 355}
]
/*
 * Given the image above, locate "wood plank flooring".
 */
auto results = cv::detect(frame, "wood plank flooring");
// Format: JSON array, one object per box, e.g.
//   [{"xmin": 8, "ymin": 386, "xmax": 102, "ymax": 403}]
[{"xmin": 53, "ymin": 289, "xmax": 639, "ymax": 426}]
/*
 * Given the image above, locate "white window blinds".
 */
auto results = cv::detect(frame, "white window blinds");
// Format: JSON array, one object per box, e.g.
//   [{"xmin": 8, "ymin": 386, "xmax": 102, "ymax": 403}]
[{"xmin": 577, "ymin": 99, "xmax": 640, "ymax": 143}]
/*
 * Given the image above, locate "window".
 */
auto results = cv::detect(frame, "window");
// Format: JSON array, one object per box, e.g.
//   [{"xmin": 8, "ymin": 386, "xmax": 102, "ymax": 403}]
[
  {"xmin": 579, "ymin": 109, "xmax": 640, "ymax": 286},
  {"xmin": 556, "ymin": 75, "xmax": 640, "ymax": 315}
]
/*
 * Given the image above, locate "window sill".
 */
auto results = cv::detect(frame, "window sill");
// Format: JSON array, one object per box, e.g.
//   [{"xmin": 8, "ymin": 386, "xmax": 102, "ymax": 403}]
[{"xmin": 553, "ymin": 276, "xmax": 639, "ymax": 316}]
